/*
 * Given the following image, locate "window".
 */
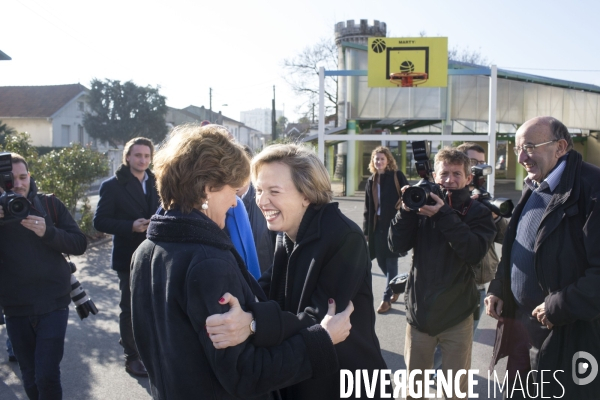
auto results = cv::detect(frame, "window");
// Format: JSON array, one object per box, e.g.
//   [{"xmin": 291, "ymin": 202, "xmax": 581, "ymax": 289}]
[
  {"xmin": 78, "ymin": 125, "xmax": 84, "ymax": 144},
  {"xmin": 61, "ymin": 125, "xmax": 71, "ymax": 145},
  {"xmin": 78, "ymin": 102, "xmax": 84, "ymax": 111}
]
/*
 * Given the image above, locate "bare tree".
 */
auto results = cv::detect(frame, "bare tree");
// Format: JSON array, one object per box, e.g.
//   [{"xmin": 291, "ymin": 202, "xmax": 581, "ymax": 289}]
[
  {"xmin": 448, "ymin": 45, "xmax": 489, "ymax": 66},
  {"xmin": 282, "ymin": 38, "xmax": 338, "ymax": 122}
]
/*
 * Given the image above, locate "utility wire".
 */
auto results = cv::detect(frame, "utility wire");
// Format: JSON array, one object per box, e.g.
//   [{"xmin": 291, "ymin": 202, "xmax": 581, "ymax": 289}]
[
  {"xmin": 503, "ymin": 67, "xmax": 600, "ymax": 72},
  {"xmin": 13, "ymin": 0, "xmax": 89, "ymax": 49}
]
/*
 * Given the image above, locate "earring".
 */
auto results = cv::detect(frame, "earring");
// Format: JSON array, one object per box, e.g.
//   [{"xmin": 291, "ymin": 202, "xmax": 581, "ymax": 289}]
[{"xmin": 202, "ymin": 200, "xmax": 209, "ymax": 210}]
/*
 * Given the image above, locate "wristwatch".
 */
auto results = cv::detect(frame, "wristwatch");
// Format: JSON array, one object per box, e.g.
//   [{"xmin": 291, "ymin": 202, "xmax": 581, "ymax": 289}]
[{"xmin": 249, "ymin": 318, "xmax": 256, "ymax": 335}]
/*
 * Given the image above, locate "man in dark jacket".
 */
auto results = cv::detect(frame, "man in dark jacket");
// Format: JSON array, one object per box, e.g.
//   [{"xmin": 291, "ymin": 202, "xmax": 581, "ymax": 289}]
[
  {"xmin": 93, "ymin": 137, "xmax": 159, "ymax": 377},
  {"xmin": 0, "ymin": 153, "xmax": 87, "ymax": 399},
  {"xmin": 389, "ymin": 148, "xmax": 496, "ymax": 398},
  {"xmin": 240, "ymin": 181, "xmax": 275, "ymax": 273},
  {"xmin": 486, "ymin": 116, "xmax": 600, "ymax": 399}
]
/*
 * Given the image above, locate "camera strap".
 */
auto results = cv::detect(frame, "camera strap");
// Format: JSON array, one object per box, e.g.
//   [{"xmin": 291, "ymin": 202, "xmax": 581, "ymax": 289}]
[
  {"xmin": 447, "ymin": 190, "xmax": 474, "ymax": 217},
  {"xmin": 40, "ymin": 194, "xmax": 72, "ymax": 263},
  {"xmin": 393, "ymin": 172, "xmax": 403, "ymax": 210},
  {"xmin": 43, "ymin": 194, "xmax": 59, "ymax": 227}
]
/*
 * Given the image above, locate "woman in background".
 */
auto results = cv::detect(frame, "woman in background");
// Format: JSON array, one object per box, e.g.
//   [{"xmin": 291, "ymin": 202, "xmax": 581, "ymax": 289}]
[{"xmin": 363, "ymin": 146, "xmax": 408, "ymax": 314}]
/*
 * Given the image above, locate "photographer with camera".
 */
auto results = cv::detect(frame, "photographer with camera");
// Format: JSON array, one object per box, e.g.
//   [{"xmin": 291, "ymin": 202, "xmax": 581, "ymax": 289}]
[
  {"xmin": 456, "ymin": 143, "xmax": 510, "ymax": 325},
  {"xmin": 0, "ymin": 153, "xmax": 87, "ymax": 399},
  {"xmin": 389, "ymin": 147, "xmax": 496, "ymax": 398}
]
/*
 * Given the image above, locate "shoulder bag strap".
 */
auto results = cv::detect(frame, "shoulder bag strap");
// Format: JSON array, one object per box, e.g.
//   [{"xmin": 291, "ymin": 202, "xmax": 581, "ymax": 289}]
[{"xmin": 393, "ymin": 171, "xmax": 402, "ymax": 197}]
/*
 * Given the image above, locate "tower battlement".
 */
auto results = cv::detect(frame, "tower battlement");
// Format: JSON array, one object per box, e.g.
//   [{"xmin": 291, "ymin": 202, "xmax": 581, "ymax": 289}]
[{"xmin": 334, "ymin": 19, "xmax": 386, "ymax": 45}]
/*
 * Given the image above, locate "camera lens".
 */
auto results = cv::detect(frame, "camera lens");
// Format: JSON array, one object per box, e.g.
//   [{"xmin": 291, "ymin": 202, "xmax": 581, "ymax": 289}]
[
  {"xmin": 8, "ymin": 197, "xmax": 30, "ymax": 218},
  {"xmin": 409, "ymin": 191, "xmax": 423, "ymax": 204},
  {"xmin": 11, "ymin": 201, "xmax": 23, "ymax": 213},
  {"xmin": 402, "ymin": 186, "xmax": 428, "ymax": 210}
]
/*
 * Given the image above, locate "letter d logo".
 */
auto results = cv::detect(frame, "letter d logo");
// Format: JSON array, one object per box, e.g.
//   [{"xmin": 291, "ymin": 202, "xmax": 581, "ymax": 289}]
[{"xmin": 572, "ymin": 351, "xmax": 598, "ymax": 385}]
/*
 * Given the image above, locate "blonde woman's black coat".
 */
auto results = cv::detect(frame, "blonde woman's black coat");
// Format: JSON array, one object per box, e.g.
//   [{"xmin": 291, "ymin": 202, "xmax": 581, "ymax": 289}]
[{"xmin": 256, "ymin": 203, "xmax": 389, "ymax": 399}]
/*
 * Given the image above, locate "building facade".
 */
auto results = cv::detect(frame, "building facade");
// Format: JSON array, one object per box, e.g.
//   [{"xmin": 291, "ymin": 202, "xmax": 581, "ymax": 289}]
[
  {"xmin": 0, "ymin": 84, "xmax": 100, "ymax": 148},
  {"xmin": 240, "ymin": 108, "xmax": 283, "ymax": 135}
]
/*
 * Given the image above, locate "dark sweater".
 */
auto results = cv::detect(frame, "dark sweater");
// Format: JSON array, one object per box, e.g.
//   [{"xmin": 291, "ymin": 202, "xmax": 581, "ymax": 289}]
[{"xmin": 510, "ymin": 181, "xmax": 553, "ymax": 312}]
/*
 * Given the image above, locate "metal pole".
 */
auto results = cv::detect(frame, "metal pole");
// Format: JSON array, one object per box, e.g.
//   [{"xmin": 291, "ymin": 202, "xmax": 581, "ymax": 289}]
[
  {"xmin": 488, "ymin": 65, "xmax": 498, "ymax": 197},
  {"xmin": 318, "ymin": 67, "xmax": 325, "ymax": 162},
  {"xmin": 272, "ymin": 85, "xmax": 276, "ymax": 141}
]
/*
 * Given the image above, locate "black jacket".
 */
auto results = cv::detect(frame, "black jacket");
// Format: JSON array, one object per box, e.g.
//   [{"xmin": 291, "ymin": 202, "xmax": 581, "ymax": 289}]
[
  {"xmin": 363, "ymin": 170, "xmax": 408, "ymax": 260},
  {"xmin": 242, "ymin": 183, "xmax": 275, "ymax": 273},
  {"xmin": 257, "ymin": 203, "xmax": 389, "ymax": 400},
  {"xmin": 130, "ymin": 209, "xmax": 338, "ymax": 400},
  {"xmin": 389, "ymin": 188, "xmax": 496, "ymax": 335},
  {"xmin": 93, "ymin": 164, "xmax": 159, "ymax": 271},
  {"xmin": 0, "ymin": 179, "xmax": 87, "ymax": 316},
  {"xmin": 488, "ymin": 151, "xmax": 600, "ymax": 397}
]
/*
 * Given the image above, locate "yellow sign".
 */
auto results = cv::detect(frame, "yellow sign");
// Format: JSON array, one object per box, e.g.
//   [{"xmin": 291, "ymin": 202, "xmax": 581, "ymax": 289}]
[{"xmin": 368, "ymin": 37, "xmax": 448, "ymax": 88}]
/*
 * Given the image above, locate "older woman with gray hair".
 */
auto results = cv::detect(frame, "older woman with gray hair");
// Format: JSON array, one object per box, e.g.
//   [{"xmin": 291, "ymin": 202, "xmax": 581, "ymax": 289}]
[{"xmin": 207, "ymin": 143, "xmax": 389, "ymax": 399}]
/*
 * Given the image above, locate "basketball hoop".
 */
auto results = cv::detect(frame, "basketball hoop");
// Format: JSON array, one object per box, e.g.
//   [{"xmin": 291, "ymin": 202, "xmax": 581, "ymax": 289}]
[{"xmin": 389, "ymin": 72, "xmax": 428, "ymax": 88}]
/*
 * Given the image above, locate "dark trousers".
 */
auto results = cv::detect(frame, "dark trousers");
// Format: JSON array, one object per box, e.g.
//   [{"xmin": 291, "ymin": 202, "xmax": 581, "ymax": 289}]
[
  {"xmin": 117, "ymin": 270, "xmax": 138, "ymax": 360},
  {"xmin": 6, "ymin": 308, "xmax": 69, "ymax": 400},
  {"xmin": 502, "ymin": 307, "xmax": 551, "ymax": 400},
  {"xmin": 374, "ymin": 228, "xmax": 398, "ymax": 302}
]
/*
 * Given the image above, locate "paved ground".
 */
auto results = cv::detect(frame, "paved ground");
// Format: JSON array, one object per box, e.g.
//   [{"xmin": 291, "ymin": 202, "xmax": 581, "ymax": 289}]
[{"xmin": 0, "ymin": 188, "xmax": 516, "ymax": 399}]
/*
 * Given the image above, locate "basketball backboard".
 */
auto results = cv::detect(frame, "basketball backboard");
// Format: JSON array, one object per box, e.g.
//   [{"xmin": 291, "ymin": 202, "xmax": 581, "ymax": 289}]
[{"xmin": 368, "ymin": 37, "xmax": 448, "ymax": 88}]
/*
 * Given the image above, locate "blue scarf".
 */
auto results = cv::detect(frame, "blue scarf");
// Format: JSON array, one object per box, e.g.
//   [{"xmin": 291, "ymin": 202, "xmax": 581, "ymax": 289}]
[{"xmin": 226, "ymin": 197, "xmax": 261, "ymax": 280}]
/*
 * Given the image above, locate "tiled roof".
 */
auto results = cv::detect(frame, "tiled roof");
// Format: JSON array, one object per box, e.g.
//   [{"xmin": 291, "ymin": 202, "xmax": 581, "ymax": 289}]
[{"xmin": 0, "ymin": 84, "xmax": 88, "ymax": 118}]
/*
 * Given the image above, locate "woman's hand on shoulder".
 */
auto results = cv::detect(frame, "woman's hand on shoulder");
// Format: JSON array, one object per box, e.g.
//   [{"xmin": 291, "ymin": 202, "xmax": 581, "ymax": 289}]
[
  {"xmin": 206, "ymin": 293, "xmax": 253, "ymax": 349},
  {"xmin": 320, "ymin": 299, "xmax": 354, "ymax": 345}
]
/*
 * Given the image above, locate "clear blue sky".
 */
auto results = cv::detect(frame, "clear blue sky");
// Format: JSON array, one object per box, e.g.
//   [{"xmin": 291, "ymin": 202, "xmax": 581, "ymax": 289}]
[{"xmin": 2, "ymin": 0, "xmax": 599, "ymax": 123}]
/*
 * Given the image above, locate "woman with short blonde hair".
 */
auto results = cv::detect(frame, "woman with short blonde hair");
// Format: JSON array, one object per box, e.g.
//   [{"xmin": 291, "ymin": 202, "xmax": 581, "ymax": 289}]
[
  {"xmin": 251, "ymin": 143, "xmax": 332, "ymax": 206},
  {"xmin": 208, "ymin": 142, "xmax": 390, "ymax": 399}
]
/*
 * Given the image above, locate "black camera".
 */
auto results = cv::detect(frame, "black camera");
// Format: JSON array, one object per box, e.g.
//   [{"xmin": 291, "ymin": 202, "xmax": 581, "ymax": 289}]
[
  {"xmin": 67, "ymin": 261, "xmax": 99, "ymax": 320},
  {"xmin": 471, "ymin": 164, "xmax": 514, "ymax": 218},
  {"xmin": 402, "ymin": 141, "xmax": 445, "ymax": 211},
  {"xmin": 0, "ymin": 152, "xmax": 31, "ymax": 222}
]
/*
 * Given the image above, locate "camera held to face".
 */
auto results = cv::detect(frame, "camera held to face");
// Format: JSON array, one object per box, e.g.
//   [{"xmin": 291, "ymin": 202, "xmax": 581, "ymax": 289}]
[
  {"xmin": 471, "ymin": 164, "xmax": 514, "ymax": 218},
  {"xmin": 402, "ymin": 141, "xmax": 445, "ymax": 211},
  {"xmin": 0, "ymin": 152, "xmax": 31, "ymax": 223}
]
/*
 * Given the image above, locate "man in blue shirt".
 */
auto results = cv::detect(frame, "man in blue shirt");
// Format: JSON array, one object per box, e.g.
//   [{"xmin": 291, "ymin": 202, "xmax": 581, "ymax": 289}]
[{"xmin": 486, "ymin": 116, "xmax": 600, "ymax": 398}]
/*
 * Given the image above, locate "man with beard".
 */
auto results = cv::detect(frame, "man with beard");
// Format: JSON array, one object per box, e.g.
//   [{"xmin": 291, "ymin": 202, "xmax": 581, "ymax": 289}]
[{"xmin": 0, "ymin": 153, "xmax": 87, "ymax": 398}]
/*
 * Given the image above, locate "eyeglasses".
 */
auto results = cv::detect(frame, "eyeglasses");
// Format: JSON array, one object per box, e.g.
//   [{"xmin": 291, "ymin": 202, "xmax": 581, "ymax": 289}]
[
  {"xmin": 513, "ymin": 140, "xmax": 558, "ymax": 156},
  {"xmin": 469, "ymin": 158, "xmax": 486, "ymax": 166}
]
